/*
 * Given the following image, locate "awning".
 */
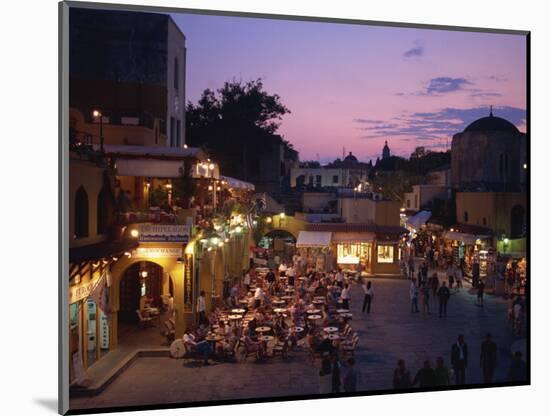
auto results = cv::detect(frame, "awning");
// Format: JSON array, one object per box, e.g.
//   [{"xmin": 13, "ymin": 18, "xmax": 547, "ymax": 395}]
[
  {"xmin": 332, "ymin": 232, "xmax": 375, "ymax": 243},
  {"xmin": 444, "ymin": 231, "xmax": 491, "ymax": 245},
  {"xmin": 221, "ymin": 175, "xmax": 255, "ymax": 191},
  {"xmin": 296, "ymin": 231, "xmax": 332, "ymax": 248},
  {"xmin": 406, "ymin": 210, "xmax": 431, "ymax": 230}
]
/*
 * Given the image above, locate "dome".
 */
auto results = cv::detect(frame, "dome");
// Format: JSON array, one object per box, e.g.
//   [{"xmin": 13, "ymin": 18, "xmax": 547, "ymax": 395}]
[
  {"xmin": 343, "ymin": 151, "xmax": 358, "ymax": 163},
  {"xmin": 463, "ymin": 114, "xmax": 519, "ymax": 134}
]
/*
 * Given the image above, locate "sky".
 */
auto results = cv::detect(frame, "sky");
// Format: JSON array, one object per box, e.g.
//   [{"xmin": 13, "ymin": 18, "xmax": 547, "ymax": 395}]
[{"xmin": 171, "ymin": 13, "xmax": 527, "ymax": 164}]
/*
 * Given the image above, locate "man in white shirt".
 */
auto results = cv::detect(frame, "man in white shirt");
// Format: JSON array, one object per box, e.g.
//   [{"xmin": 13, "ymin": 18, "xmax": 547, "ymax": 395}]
[
  {"xmin": 362, "ymin": 280, "xmax": 374, "ymax": 313},
  {"xmin": 335, "ymin": 269, "xmax": 344, "ymax": 288},
  {"xmin": 243, "ymin": 270, "xmax": 251, "ymax": 291},
  {"xmin": 183, "ymin": 329, "xmax": 212, "ymax": 365},
  {"xmin": 286, "ymin": 265, "xmax": 295, "ymax": 286},
  {"xmin": 341, "ymin": 283, "xmax": 351, "ymax": 309},
  {"xmin": 254, "ymin": 286, "xmax": 264, "ymax": 308},
  {"xmin": 278, "ymin": 262, "xmax": 287, "ymax": 277},
  {"xmin": 197, "ymin": 290, "xmax": 206, "ymax": 325}
]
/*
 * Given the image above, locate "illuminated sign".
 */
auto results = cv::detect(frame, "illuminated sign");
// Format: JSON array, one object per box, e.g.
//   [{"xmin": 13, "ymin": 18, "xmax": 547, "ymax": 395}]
[
  {"xmin": 133, "ymin": 247, "xmax": 182, "ymax": 258},
  {"xmin": 138, "ymin": 224, "xmax": 190, "ymax": 243}
]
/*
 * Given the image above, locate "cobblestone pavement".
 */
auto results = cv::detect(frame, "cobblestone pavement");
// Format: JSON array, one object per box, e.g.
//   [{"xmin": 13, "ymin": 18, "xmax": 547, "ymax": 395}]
[{"xmin": 71, "ymin": 278, "xmax": 524, "ymax": 410}]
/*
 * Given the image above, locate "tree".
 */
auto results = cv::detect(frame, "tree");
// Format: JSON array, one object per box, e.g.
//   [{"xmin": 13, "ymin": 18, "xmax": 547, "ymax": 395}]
[{"xmin": 186, "ymin": 79, "xmax": 291, "ymax": 181}]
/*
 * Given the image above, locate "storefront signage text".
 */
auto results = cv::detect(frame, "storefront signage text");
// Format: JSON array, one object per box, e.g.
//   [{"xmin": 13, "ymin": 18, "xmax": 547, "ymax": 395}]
[
  {"xmin": 133, "ymin": 247, "xmax": 182, "ymax": 258},
  {"xmin": 138, "ymin": 224, "xmax": 190, "ymax": 243}
]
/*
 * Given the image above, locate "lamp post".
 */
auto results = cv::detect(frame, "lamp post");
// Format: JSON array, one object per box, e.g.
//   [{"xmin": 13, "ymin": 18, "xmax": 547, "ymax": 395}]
[{"xmin": 92, "ymin": 109, "xmax": 104, "ymax": 152}]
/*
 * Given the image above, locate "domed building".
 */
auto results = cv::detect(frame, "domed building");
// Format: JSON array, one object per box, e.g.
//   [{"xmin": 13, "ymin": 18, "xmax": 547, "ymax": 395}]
[
  {"xmin": 449, "ymin": 110, "xmax": 527, "ymax": 263},
  {"xmin": 451, "ymin": 109, "xmax": 526, "ymax": 191}
]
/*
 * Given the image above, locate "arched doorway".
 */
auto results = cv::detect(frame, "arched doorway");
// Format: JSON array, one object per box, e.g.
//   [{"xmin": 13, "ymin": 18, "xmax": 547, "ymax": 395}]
[
  {"xmin": 117, "ymin": 261, "xmax": 166, "ymax": 348},
  {"xmin": 260, "ymin": 229, "xmax": 297, "ymax": 265}
]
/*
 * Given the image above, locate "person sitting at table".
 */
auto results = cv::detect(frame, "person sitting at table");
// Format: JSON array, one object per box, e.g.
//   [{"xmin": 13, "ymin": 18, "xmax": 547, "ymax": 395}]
[
  {"xmin": 247, "ymin": 317, "xmax": 258, "ymax": 338},
  {"xmin": 218, "ymin": 320, "xmax": 232, "ymax": 338},
  {"xmin": 244, "ymin": 334, "xmax": 263, "ymax": 358},
  {"xmin": 274, "ymin": 315, "xmax": 288, "ymax": 336},
  {"xmin": 183, "ymin": 328, "xmax": 213, "ymax": 365},
  {"xmin": 308, "ymin": 330, "xmax": 336, "ymax": 354},
  {"xmin": 217, "ymin": 332, "xmax": 238, "ymax": 356}
]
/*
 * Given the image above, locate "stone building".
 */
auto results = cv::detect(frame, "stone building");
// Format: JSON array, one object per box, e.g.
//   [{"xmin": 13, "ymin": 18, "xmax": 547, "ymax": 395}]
[{"xmin": 451, "ymin": 110, "xmax": 526, "ymax": 192}]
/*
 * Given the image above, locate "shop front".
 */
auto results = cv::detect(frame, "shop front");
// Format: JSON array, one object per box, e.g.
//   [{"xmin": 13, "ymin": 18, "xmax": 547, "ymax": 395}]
[
  {"xmin": 295, "ymin": 231, "xmax": 334, "ymax": 272},
  {"xmin": 304, "ymin": 224, "xmax": 407, "ymax": 277},
  {"xmin": 443, "ymin": 230, "xmax": 494, "ymax": 278}
]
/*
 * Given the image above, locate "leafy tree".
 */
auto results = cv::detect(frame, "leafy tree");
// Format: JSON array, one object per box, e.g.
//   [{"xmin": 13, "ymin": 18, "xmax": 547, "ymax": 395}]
[{"xmin": 186, "ymin": 79, "xmax": 291, "ymax": 181}]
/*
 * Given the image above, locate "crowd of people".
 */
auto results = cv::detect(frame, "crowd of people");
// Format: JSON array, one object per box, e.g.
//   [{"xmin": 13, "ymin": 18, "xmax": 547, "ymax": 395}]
[
  {"xmin": 177, "ymin": 258, "xmax": 363, "ymax": 388},
  {"xmin": 393, "ymin": 333, "xmax": 526, "ymax": 388}
]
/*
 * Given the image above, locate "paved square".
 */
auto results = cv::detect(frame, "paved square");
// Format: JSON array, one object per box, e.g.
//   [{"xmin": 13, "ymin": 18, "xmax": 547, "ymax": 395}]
[{"xmin": 71, "ymin": 278, "xmax": 524, "ymax": 410}]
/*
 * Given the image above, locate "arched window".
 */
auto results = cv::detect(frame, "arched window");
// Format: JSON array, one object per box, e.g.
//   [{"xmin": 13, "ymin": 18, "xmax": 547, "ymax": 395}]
[
  {"xmin": 510, "ymin": 205, "xmax": 525, "ymax": 239},
  {"xmin": 74, "ymin": 186, "xmax": 89, "ymax": 238},
  {"xmin": 97, "ymin": 187, "xmax": 110, "ymax": 235}
]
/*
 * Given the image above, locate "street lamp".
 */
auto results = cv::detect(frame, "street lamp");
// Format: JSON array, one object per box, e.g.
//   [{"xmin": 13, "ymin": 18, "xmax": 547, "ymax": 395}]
[{"xmin": 92, "ymin": 109, "xmax": 104, "ymax": 152}]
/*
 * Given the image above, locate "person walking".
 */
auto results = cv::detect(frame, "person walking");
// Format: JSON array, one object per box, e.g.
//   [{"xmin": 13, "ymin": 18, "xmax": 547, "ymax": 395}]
[
  {"xmin": 480, "ymin": 333, "xmax": 497, "ymax": 383},
  {"xmin": 451, "ymin": 335, "xmax": 468, "ymax": 385},
  {"xmin": 408, "ymin": 256, "xmax": 415, "ymax": 280},
  {"xmin": 421, "ymin": 284, "xmax": 430, "ymax": 314},
  {"xmin": 477, "ymin": 280, "xmax": 485, "ymax": 307},
  {"xmin": 410, "ymin": 280, "xmax": 419, "ymax": 313},
  {"xmin": 197, "ymin": 290, "xmax": 207, "ymax": 325},
  {"xmin": 434, "ymin": 357, "xmax": 450, "ymax": 386},
  {"xmin": 421, "ymin": 262, "xmax": 429, "ymax": 286},
  {"xmin": 431, "ymin": 272, "xmax": 440, "ymax": 300},
  {"xmin": 393, "ymin": 359, "xmax": 412, "ymax": 389},
  {"xmin": 437, "ymin": 281, "xmax": 451, "ymax": 317},
  {"xmin": 455, "ymin": 266, "xmax": 463, "ymax": 291},
  {"xmin": 362, "ymin": 280, "xmax": 374, "ymax": 313},
  {"xmin": 472, "ymin": 260, "xmax": 480, "ymax": 288}
]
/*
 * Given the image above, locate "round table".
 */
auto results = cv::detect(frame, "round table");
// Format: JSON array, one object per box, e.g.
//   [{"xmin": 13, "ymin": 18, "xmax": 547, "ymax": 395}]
[
  {"xmin": 231, "ymin": 309, "xmax": 246, "ymax": 314},
  {"xmin": 336, "ymin": 309, "xmax": 350, "ymax": 314},
  {"xmin": 340, "ymin": 313, "xmax": 353, "ymax": 319},
  {"xmin": 272, "ymin": 300, "xmax": 285, "ymax": 306},
  {"xmin": 281, "ymin": 296, "xmax": 293, "ymax": 301},
  {"xmin": 326, "ymin": 334, "xmax": 340, "ymax": 341},
  {"xmin": 205, "ymin": 334, "xmax": 224, "ymax": 349},
  {"xmin": 256, "ymin": 326, "xmax": 271, "ymax": 334},
  {"xmin": 273, "ymin": 308, "xmax": 287, "ymax": 314},
  {"xmin": 307, "ymin": 314, "xmax": 322, "ymax": 321},
  {"xmin": 258, "ymin": 335, "xmax": 274, "ymax": 343},
  {"xmin": 323, "ymin": 326, "xmax": 338, "ymax": 333},
  {"xmin": 312, "ymin": 300, "xmax": 325, "ymax": 306},
  {"xmin": 291, "ymin": 326, "xmax": 304, "ymax": 333},
  {"xmin": 285, "ymin": 289, "xmax": 295, "ymax": 293}
]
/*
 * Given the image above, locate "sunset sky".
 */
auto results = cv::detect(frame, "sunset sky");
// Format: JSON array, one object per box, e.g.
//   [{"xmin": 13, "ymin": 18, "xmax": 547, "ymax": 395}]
[{"xmin": 171, "ymin": 13, "xmax": 527, "ymax": 164}]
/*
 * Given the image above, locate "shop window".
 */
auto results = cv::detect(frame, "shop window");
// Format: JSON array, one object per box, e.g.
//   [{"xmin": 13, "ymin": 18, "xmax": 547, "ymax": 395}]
[
  {"xmin": 337, "ymin": 242, "xmax": 372, "ymax": 265},
  {"xmin": 377, "ymin": 245, "xmax": 394, "ymax": 263},
  {"xmin": 74, "ymin": 186, "xmax": 89, "ymax": 238}
]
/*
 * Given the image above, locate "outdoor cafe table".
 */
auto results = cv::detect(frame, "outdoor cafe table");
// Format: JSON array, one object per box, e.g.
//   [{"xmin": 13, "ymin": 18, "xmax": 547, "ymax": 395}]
[
  {"xmin": 336, "ymin": 309, "xmax": 350, "ymax": 314},
  {"xmin": 273, "ymin": 308, "xmax": 287, "ymax": 314},
  {"xmin": 312, "ymin": 300, "xmax": 325, "ymax": 306},
  {"xmin": 272, "ymin": 300, "xmax": 285, "ymax": 306},
  {"xmin": 326, "ymin": 334, "xmax": 340, "ymax": 341},
  {"xmin": 258, "ymin": 335, "xmax": 274, "ymax": 355},
  {"xmin": 307, "ymin": 314, "xmax": 322, "ymax": 321},
  {"xmin": 340, "ymin": 313, "xmax": 353, "ymax": 320},
  {"xmin": 228, "ymin": 315, "xmax": 243, "ymax": 327},
  {"xmin": 205, "ymin": 334, "xmax": 224, "ymax": 349},
  {"xmin": 231, "ymin": 309, "xmax": 246, "ymax": 314},
  {"xmin": 256, "ymin": 326, "xmax": 271, "ymax": 334},
  {"xmin": 285, "ymin": 288, "xmax": 295, "ymax": 293},
  {"xmin": 291, "ymin": 326, "xmax": 304, "ymax": 333},
  {"xmin": 306, "ymin": 309, "xmax": 321, "ymax": 315},
  {"xmin": 281, "ymin": 296, "xmax": 293, "ymax": 301},
  {"xmin": 323, "ymin": 326, "xmax": 338, "ymax": 333}
]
